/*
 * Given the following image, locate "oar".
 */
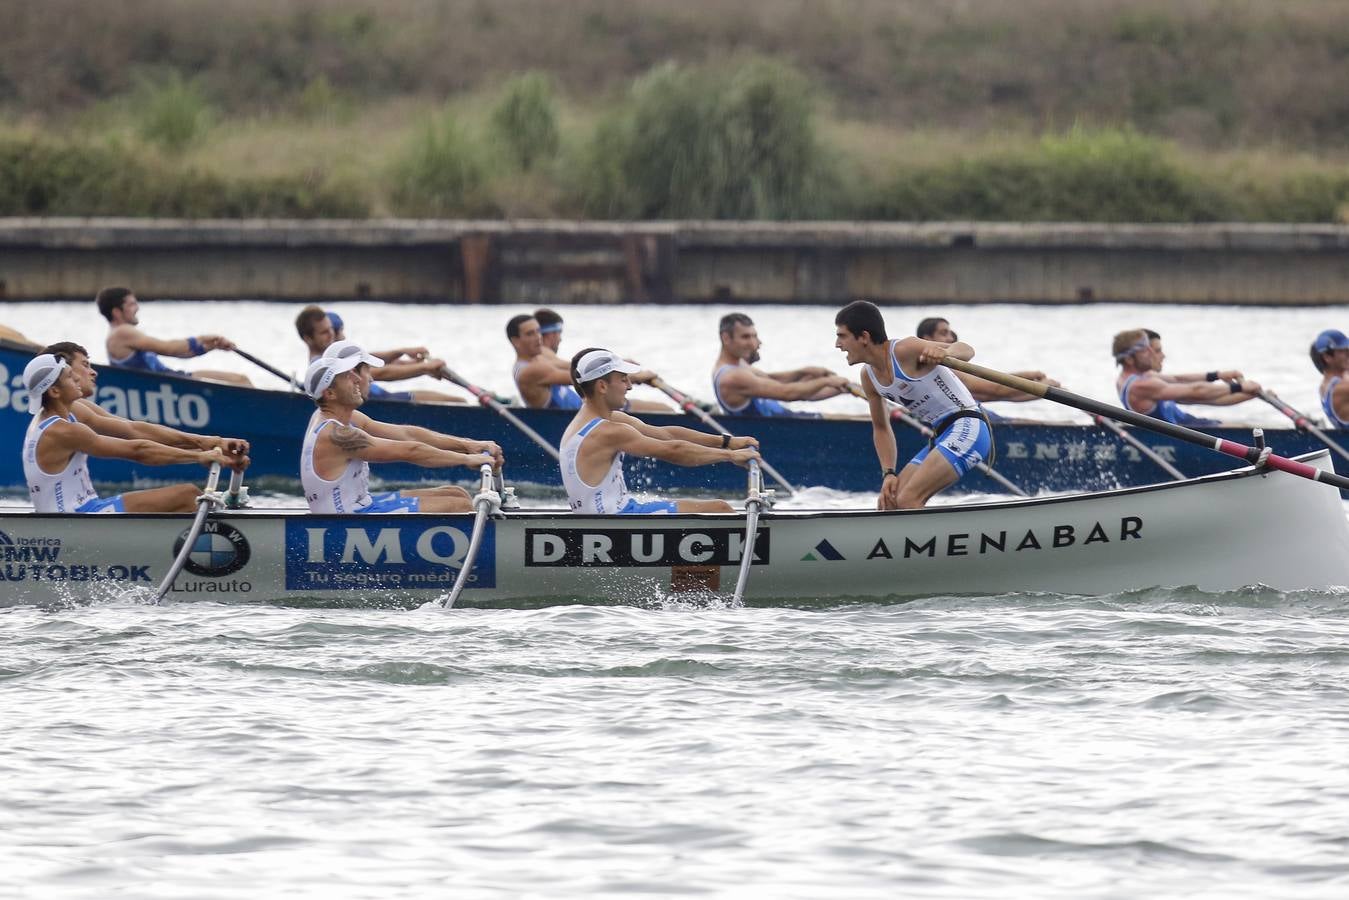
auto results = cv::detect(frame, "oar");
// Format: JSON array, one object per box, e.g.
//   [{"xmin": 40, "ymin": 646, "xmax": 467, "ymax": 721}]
[
  {"xmin": 440, "ymin": 464, "xmax": 501, "ymax": 609},
  {"xmin": 234, "ymin": 348, "xmax": 302, "ymax": 390},
  {"xmin": 941, "ymin": 357, "xmax": 1349, "ymax": 491},
  {"xmin": 1259, "ymin": 391, "xmax": 1349, "ymax": 465},
  {"xmin": 1090, "ymin": 414, "xmax": 1186, "ymax": 481},
  {"xmin": 647, "ymin": 377, "xmax": 797, "ymax": 496},
  {"xmin": 730, "ymin": 459, "xmax": 765, "ymax": 605},
  {"xmin": 845, "ymin": 384, "xmax": 1026, "ymax": 497},
  {"xmin": 436, "ymin": 366, "xmax": 560, "ymax": 462},
  {"xmin": 154, "ymin": 463, "xmax": 237, "ymax": 603}
]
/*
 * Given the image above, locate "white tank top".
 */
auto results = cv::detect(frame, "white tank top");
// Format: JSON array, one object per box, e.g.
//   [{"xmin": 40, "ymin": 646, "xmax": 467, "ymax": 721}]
[
  {"xmin": 864, "ymin": 340, "xmax": 978, "ymax": 426},
  {"xmin": 559, "ymin": 417, "xmax": 631, "ymax": 514},
  {"xmin": 24, "ymin": 414, "xmax": 99, "ymax": 513},
  {"xmin": 300, "ymin": 413, "xmax": 373, "ymax": 513}
]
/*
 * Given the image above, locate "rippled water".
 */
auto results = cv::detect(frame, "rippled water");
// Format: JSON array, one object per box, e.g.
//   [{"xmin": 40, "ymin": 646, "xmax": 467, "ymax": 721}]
[
  {"xmin": 6, "ymin": 596, "xmax": 1349, "ymax": 898},
  {"xmin": 4, "ymin": 301, "xmax": 1349, "ymax": 896}
]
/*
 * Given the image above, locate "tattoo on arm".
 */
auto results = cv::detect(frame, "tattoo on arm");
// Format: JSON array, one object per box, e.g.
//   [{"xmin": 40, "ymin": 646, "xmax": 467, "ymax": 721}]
[{"xmin": 330, "ymin": 425, "xmax": 372, "ymax": 453}]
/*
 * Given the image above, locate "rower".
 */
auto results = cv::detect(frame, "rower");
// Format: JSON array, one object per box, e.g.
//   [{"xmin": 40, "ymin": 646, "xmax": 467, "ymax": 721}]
[
  {"xmin": 294, "ymin": 305, "xmax": 461, "ymax": 403},
  {"xmin": 97, "ymin": 287, "xmax": 252, "ymax": 386},
  {"xmin": 42, "ymin": 341, "xmax": 251, "ymax": 463},
  {"xmin": 835, "ymin": 300, "xmax": 993, "ymax": 510},
  {"xmin": 21, "ymin": 353, "xmax": 243, "ymax": 513},
  {"xmin": 561, "ymin": 348, "xmax": 759, "ymax": 514},
  {"xmin": 711, "ymin": 312, "xmax": 848, "ymax": 417},
  {"xmin": 1310, "ymin": 329, "xmax": 1349, "ymax": 428},
  {"xmin": 300, "ymin": 345, "xmax": 498, "ymax": 514},
  {"xmin": 916, "ymin": 317, "xmax": 1058, "ymax": 409},
  {"xmin": 510, "ymin": 313, "xmax": 668, "ymax": 412},
  {"xmin": 1113, "ymin": 328, "xmax": 1260, "ymax": 426}
]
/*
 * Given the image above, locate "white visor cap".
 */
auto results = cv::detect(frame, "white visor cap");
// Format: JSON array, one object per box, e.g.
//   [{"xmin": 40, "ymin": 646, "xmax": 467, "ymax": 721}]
[
  {"xmin": 574, "ymin": 349, "xmax": 641, "ymax": 383},
  {"xmin": 23, "ymin": 354, "xmax": 69, "ymax": 414},
  {"xmin": 304, "ymin": 354, "xmax": 364, "ymax": 399},
  {"xmin": 322, "ymin": 340, "xmax": 385, "ymax": 368}
]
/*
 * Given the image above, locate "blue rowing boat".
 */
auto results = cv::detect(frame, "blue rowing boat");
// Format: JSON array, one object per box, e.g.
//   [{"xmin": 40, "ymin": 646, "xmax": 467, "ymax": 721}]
[{"xmin": 0, "ymin": 343, "xmax": 1332, "ymax": 496}]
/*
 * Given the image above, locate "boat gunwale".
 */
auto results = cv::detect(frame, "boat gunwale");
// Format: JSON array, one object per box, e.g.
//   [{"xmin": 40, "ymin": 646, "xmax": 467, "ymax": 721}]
[{"xmin": 0, "ymin": 449, "xmax": 1328, "ymax": 523}]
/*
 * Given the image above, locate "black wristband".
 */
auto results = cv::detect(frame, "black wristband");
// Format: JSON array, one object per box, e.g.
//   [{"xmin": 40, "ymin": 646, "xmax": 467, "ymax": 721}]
[
  {"xmin": 1228, "ymin": 379, "xmax": 1242, "ymax": 394},
  {"xmin": 1206, "ymin": 370, "xmax": 1219, "ymax": 382},
  {"xmin": 720, "ymin": 434, "xmax": 731, "ymax": 449},
  {"xmin": 882, "ymin": 467, "xmax": 899, "ymax": 478}
]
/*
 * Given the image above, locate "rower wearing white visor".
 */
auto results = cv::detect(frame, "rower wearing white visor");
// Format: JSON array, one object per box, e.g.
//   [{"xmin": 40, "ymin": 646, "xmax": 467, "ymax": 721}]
[
  {"xmin": 300, "ymin": 343, "xmax": 500, "ymax": 514},
  {"xmin": 22, "ymin": 353, "xmax": 240, "ymax": 513},
  {"xmin": 834, "ymin": 300, "xmax": 993, "ymax": 510},
  {"xmin": 560, "ymin": 347, "xmax": 760, "ymax": 515}
]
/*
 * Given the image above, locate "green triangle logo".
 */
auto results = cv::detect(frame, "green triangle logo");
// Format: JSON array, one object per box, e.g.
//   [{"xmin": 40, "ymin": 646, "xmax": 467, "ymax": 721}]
[{"xmin": 801, "ymin": 551, "xmax": 818, "ymax": 561}]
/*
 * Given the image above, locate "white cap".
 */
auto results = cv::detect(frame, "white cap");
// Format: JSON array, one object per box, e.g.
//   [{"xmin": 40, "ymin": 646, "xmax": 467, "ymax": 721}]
[
  {"xmin": 22, "ymin": 354, "xmax": 69, "ymax": 415},
  {"xmin": 322, "ymin": 340, "xmax": 385, "ymax": 368},
  {"xmin": 304, "ymin": 355, "xmax": 364, "ymax": 399},
  {"xmin": 573, "ymin": 349, "xmax": 641, "ymax": 383}
]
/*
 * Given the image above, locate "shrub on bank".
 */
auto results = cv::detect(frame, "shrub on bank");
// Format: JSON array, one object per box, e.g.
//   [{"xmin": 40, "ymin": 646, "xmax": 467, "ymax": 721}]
[
  {"xmin": 574, "ymin": 58, "xmax": 841, "ymax": 219},
  {"xmin": 387, "ymin": 109, "xmax": 493, "ymax": 216},
  {"xmin": 0, "ymin": 137, "xmax": 367, "ymax": 217},
  {"xmin": 488, "ymin": 72, "xmax": 561, "ymax": 173}
]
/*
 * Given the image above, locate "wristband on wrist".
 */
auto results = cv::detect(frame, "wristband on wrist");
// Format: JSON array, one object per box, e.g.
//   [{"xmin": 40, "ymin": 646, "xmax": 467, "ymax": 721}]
[
  {"xmin": 1206, "ymin": 370, "xmax": 1219, "ymax": 382},
  {"xmin": 1228, "ymin": 379, "xmax": 1243, "ymax": 394},
  {"xmin": 720, "ymin": 434, "xmax": 731, "ymax": 449},
  {"xmin": 882, "ymin": 467, "xmax": 899, "ymax": 478},
  {"xmin": 187, "ymin": 336, "xmax": 205, "ymax": 356}
]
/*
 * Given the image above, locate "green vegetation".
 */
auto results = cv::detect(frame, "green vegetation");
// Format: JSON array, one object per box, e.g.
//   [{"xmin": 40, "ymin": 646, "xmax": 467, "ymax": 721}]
[{"xmin": 4, "ymin": 0, "xmax": 1349, "ymax": 222}]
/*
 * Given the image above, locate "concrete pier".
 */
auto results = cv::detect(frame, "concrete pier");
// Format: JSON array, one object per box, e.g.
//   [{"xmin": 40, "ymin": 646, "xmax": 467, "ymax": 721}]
[{"xmin": 2, "ymin": 218, "xmax": 1348, "ymax": 305}]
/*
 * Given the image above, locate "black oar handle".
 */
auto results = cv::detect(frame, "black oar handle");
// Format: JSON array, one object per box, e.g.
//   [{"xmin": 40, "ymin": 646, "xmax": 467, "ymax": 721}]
[
  {"xmin": 436, "ymin": 367, "xmax": 560, "ymax": 462},
  {"xmin": 943, "ymin": 357, "xmax": 1349, "ymax": 492},
  {"xmin": 234, "ymin": 348, "xmax": 302, "ymax": 390}
]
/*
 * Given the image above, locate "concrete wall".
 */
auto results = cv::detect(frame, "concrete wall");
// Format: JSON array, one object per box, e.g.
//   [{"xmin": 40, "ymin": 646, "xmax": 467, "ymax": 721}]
[{"xmin": 2, "ymin": 218, "xmax": 1348, "ymax": 305}]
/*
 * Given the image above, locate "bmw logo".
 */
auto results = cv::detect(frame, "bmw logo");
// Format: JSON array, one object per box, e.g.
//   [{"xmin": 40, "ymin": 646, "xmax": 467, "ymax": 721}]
[{"xmin": 173, "ymin": 521, "xmax": 251, "ymax": 577}]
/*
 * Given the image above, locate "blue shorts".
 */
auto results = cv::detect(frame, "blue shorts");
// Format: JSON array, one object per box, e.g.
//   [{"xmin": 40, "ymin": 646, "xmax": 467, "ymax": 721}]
[
  {"xmin": 357, "ymin": 491, "xmax": 421, "ymax": 514},
  {"xmin": 75, "ymin": 495, "xmax": 126, "ymax": 514},
  {"xmin": 908, "ymin": 417, "xmax": 992, "ymax": 479},
  {"xmin": 618, "ymin": 498, "xmax": 678, "ymax": 515}
]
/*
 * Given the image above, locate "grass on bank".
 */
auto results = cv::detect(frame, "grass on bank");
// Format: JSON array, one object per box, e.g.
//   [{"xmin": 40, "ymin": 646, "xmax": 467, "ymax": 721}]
[{"xmin": 4, "ymin": 58, "xmax": 1349, "ymax": 223}]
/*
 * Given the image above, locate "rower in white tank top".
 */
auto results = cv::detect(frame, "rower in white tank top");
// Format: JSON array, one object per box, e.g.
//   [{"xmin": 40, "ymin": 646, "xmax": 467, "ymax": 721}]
[
  {"xmin": 863, "ymin": 339, "xmax": 979, "ymax": 425},
  {"xmin": 300, "ymin": 411, "xmax": 373, "ymax": 513},
  {"xmin": 23, "ymin": 414, "xmax": 99, "ymax": 513},
  {"xmin": 559, "ymin": 417, "xmax": 633, "ymax": 514}
]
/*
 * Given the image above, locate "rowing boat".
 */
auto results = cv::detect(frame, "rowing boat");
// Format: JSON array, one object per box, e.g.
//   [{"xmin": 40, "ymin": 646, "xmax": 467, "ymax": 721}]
[
  {"xmin": 0, "ymin": 343, "xmax": 1336, "ymax": 495},
  {"xmin": 2, "ymin": 451, "xmax": 1345, "ymax": 607}
]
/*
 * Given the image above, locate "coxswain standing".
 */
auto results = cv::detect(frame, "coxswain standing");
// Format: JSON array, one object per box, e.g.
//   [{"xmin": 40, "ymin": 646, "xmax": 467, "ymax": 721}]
[{"xmin": 834, "ymin": 301, "xmax": 993, "ymax": 510}]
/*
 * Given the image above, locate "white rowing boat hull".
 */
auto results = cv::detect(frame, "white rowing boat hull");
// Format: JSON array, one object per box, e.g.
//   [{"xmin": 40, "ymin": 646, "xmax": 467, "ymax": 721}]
[{"xmin": 3, "ymin": 452, "xmax": 1347, "ymax": 607}]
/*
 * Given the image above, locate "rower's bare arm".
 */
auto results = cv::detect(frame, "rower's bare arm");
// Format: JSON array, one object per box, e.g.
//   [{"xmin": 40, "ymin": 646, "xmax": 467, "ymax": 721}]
[
  {"xmin": 332, "ymin": 426, "xmax": 490, "ymax": 470},
  {"xmin": 373, "ymin": 358, "xmax": 444, "ymax": 382},
  {"xmin": 723, "ymin": 368, "xmax": 846, "ymax": 401},
  {"xmin": 120, "ymin": 328, "xmax": 233, "ymax": 359},
  {"xmin": 1334, "ymin": 380, "xmax": 1349, "ymax": 422},
  {"xmin": 956, "ymin": 370, "xmax": 1038, "ymax": 403},
  {"xmin": 50, "ymin": 421, "xmax": 226, "ymax": 468},
  {"xmin": 862, "ymin": 379, "xmax": 899, "ymax": 470},
  {"xmin": 602, "ymin": 421, "xmax": 750, "ymax": 468},
  {"xmin": 360, "ymin": 418, "xmax": 502, "ymax": 462},
  {"xmin": 1149, "ymin": 379, "xmax": 1259, "ymax": 404}
]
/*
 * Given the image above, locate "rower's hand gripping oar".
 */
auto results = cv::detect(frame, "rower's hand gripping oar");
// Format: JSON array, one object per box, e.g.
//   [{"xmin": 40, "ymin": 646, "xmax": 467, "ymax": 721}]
[
  {"xmin": 440, "ymin": 464, "xmax": 502, "ymax": 610},
  {"xmin": 435, "ymin": 366, "xmax": 560, "ymax": 462},
  {"xmin": 845, "ymin": 384, "xmax": 1027, "ymax": 497},
  {"xmin": 1259, "ymin": 390, "xmax": 1349, "ymax": 466},
  {"xmin": 647, "ymin": 377, "xmax": 797, "ymax": 496},
  {"xmin": 154, "ymin": 464, "xmax": 245, "ymax": 604},
  {"xmin": 940, "ymin": 357, "xmax": 1349, "ymax": 492},
  {"xmin": 233, "ymin": 348, "xmax": 303, "ymax": 391},
  {"xmin": 730, "ymin": 459, "xmax": 766, "ymax": 605}
]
